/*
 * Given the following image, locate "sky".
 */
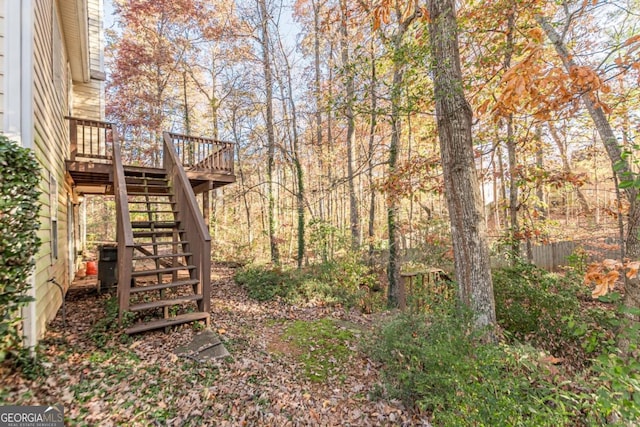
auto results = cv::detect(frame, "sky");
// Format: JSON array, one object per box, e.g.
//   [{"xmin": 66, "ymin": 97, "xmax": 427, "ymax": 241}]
[{"xmin": 102, "ymin": 0, "xmax": 300, "ymax": 46}]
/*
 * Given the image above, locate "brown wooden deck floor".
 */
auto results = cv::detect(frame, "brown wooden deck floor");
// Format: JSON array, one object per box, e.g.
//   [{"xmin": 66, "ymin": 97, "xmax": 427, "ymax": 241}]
[{"xmin": 66, "ymin": 159, "xmax": 236, "ymax": 195}]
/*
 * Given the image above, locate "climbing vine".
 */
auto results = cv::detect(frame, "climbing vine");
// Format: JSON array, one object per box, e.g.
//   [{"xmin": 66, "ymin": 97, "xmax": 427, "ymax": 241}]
[{"xmin": 0, "ymin": 135, "xmax": 41, "ymax": 361}]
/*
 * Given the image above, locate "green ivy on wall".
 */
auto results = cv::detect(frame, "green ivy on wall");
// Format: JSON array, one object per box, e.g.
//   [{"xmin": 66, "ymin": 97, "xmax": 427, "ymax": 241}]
[{"xmin": 0, "ymin": 135, "xmax": 41, "ymax": 361}]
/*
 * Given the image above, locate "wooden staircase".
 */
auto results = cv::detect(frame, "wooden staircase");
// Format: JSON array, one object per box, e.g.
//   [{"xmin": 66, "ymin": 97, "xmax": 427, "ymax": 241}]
[
  {"xmin": 111, "ymin": 131, "xmax": 212, "ymax": 334},
  {"xmin": 123, "ymin": 170, "xmax": 210, "ymax": 334},
  {"xmin": 65, "ymin": 119, "xmax": 233, "ymax": 334}
]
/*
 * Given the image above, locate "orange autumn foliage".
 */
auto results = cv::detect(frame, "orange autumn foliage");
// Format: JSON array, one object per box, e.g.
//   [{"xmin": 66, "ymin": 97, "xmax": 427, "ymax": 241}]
[
  {"xmin": 584, "ymin": 258, "xmax": 640, "ymax": 298},
  {"xmin": 492, "ymin": 28, "xmax": 613, "ymax": 120}
]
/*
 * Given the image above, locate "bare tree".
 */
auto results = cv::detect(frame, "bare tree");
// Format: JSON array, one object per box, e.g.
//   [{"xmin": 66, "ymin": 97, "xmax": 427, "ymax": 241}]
[{"xmin": 258, "ymin": 0, "xmax": 280, "ymax": 264}]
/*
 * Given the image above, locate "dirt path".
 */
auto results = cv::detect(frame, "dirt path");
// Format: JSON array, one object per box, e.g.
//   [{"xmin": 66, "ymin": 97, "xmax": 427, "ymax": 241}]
[{"xmin": 0, "ymin": 266, "xmax": 428, "ymax": 426}]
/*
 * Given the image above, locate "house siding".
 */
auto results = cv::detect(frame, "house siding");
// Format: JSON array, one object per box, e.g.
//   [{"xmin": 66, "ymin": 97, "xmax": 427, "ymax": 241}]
[
  {"xmin": 0, "ymin": 0, "xmax": 4, "ymax": 126},
  {"xmin": 72, "ymin": 81, "xmax": 103, "ymax": 119},
  {"xmin": 32, "ymin": 0, "xmax": 72, "ymax": 339},
  {"xmin": 1, "ymin": 0, "xmax": 103, "ymax": 342},
  {"xmin": 72, "ymin": 0, "xmax": 103, "ymax": 119}
]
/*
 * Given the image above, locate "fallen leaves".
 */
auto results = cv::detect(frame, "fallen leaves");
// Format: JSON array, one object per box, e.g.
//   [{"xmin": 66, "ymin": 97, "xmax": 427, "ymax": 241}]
[{"xmin": 0, "ymin": 265, "xmax": 413, "ymax": 425}]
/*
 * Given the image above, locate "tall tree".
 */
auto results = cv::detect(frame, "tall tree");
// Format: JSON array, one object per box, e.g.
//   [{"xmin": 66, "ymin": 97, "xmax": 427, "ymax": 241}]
[
  {"xmin": 426, "ymin": 0, "xmax": 496, "ymax": 330},
  {"xmin": 503, "ymin": 7, "xmax": 520, "ymax": 256},
  {"xmin": 376, "ymin": 2, "xmax": 419, "ymax": 307},
  {"xmin": 367, "ymin": 35, "xmax": 378, "ymax": 263},
  {"xmin": 257, "ymin": 0, "xmax": 280, "ymax": 265},
  {"xmin": 538, "ymin": 11, "xmax": 640, "ymax": 345},
  {"xmin": 339, "ymin": 0, "xmax": 361, "ymax": 250},
  {"xmin": 274, "ymin": 34, "xmax": 306, "ymax": 269}
]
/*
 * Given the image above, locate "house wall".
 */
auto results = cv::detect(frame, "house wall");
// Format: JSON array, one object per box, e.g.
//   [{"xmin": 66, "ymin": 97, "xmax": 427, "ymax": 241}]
[
  {"xmin": 32, "ymin": 0, "xmax": 73, "ymax": 339},
  {"xmin": 0, "ymin": 0, "xmax": 103, "ymax": 342},
  {"xmin": 72, "ymin": 0, "xmax": 104, "ymax": 119},
  {"xmin": 0, "ymin": 0, "xmax": 4, "ymax": 125}
]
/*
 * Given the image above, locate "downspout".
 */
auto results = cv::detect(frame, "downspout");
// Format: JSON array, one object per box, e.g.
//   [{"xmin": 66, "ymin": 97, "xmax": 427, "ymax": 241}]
[{"xmin": 19, "ymin": 1, "xmax": 37, "ymax": 352}]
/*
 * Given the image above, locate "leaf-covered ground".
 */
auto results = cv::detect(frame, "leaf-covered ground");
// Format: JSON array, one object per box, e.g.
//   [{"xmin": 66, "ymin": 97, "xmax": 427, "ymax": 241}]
[{"xmin": 0, "ymin": 266, "xmax": 428, "ymax": 426}]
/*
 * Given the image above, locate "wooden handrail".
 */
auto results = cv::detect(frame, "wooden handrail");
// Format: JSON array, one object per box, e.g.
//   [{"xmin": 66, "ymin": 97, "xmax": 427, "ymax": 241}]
[
  {"xmin": 65, "ymin": 116, "xmax": 115, "ymax": 127},
  {"xmin": 163, "ymin": 131, "xmax": 212, "ymax": 314},
  {"xmin": 167, "ymin": 132, "xmax": 235, "ymax": 174},
  {"xmin": 112, "ymin": 124, "xmax": 134, "ymax": 317},
  {"xmin": 66, "ymin": 116, "xmax": 114, "ymax": 161},
  {"xmin": 166, "ymin": 131, "xmax": 234, "ymax": 145}
]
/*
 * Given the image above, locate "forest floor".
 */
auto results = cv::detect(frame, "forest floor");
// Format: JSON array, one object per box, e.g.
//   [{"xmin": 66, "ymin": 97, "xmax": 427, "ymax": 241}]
[{"xmin": 0, "ymin": 265, "xmax": 427, "ymax": 426}]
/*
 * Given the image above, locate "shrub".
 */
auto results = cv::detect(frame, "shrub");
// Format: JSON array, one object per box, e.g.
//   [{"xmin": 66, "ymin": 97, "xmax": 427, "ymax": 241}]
[
  {"xmin": 492, "ymin": 260, "xmax": 617, "ymax": 363},
  {"xmin": 588, "ymin": 347, "xmax": 640, "ymax": 424},
  {"xmin": 234, "ymin": 256, "xmax": 381, "ymax": 310},
  {"xmin": 298, "ymin": 255, "xmax": 378, "ymax": 308},
  {"xmin": 307, "ymin": 218, "xmax": 348, "ymax": 263},
  {"xmin": 234, "ymin": 265, "xmax": 297, "ymax": 302},
  {"xmin": 368, "ymin": 308, "xmax": 583, "ymax": 426},
  {"xmin": 0, "ymin": 136, "xmax": 41, "ymax": 361}
]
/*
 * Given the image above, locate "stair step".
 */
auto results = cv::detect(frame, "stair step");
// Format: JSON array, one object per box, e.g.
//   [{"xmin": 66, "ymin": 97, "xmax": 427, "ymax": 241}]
[
  {"xmin": 130, "ymin": 279, "xmax": 200, "ymax": 294},
  {"xmin": 133, "ymin": 230, "xmax": 183, "ymax": 238},
  {"xmin": 125, "ymin": 176, "xmax": 168, "ymax": 182},
  {"xmin": 133, "ymin": 252, "xmax": 192, "ymax": 261},
  {"xmin": 131, "ymin": 221, "xmax": 178, "ymax": 229},
  {"xmin": 123, "ymin": 168, "xmax": 167, "ymax": 178},
  {"xmin": 134, "ymin": 241, "xmax": 189, "ymax": 248},
  {"xmin": 131, "ymin": 265, "xmax": 196, "ymax": 277},
  {"xmin": 129, "ymin": 209, "xmax": 177, "ymax": 214},
  {"xmin": 129, "ymin": 295, "xmax": 202, "ymax": 312},
  {"xmin": 125, "ymin": 312, "xmax": 209, "ymax": 334},
  {"xmin": 126, "ymin": 186, "xmax": 170, "ymax": 193},
  {"xmin": 128, "ymin": 192, "xmax": 172, "ymax": 197},
  {"xmin": 128, "ymin": 200, "xmax": 175, "ymax": 205}
]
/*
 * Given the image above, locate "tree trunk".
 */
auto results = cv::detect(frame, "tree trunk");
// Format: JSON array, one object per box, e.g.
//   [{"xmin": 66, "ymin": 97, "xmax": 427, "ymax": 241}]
[
  {"xmin": 368, "ymin": 37, "xmax": 377, "ymax": 264},
  {"xmin": 506, "ymin": 117, "xmax": 519, "ymax": 256},
  {"xmin": 182, "ymin": 71, "xmax": 191, "ymax": 134},
  {"xmin": 313, "ymin": 0, "xmax": 322, "ymax": 151},
  {"xmin": 504, "ymin": 9, "xmax": 519, "ymax": 256},
  {"xmin": 497, "ymin": 143, "xmax": 507, "ymax": 227},
  {"xmin": 339, "ymin": 0, "xmax": 361, "ymax": 250},
  {"xmin": 539, "ymin": 16, "xmax": 640, "ymax": 347},
  {"xmin": 427, "ymin": 0, "xmax": 496, "ymax": 331},
  {"xmin": 258, "ymin": 0, "xmax": 280, "ymax": 265},
  {"xmin": 548, "ymin": 123, "xmax": 590, "ymax": 213},
  {"xmin": 280, "ymin": 38, "xmax": 306, "ymax": 269},
  {"xmin": 535, "ymin": 126, "xmax": 546, "ymax": 219},
  {"xmin": 312, "ymin": 0, "xmax": 326, "ymax": 228},
  {"xmin": 387, "ymin": 60, "xmax": 403, "ymax": 307},
  {"xmin": 386, "ymin": 11, "xmax": 415, "ymax": 307},
  {"xmin": 232, "ymin": 107, "xmax": 253, "ymax": 245}
]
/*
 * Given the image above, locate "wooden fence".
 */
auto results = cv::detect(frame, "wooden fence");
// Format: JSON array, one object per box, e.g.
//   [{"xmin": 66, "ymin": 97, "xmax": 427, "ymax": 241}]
[{"xmin": 492, "ymin": 238, "xmax": 622, "ymax": 271}]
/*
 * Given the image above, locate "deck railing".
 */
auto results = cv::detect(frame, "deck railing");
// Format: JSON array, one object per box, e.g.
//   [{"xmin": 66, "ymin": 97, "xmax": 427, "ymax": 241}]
[
  {"xmin": 66, "ymin": 118, "xmax": 234, "ymax": 175},
  {"xmin": 163, "ymin": 132, "xmax": 211, "ymax": 315},
  {"xmin": 167, "ymin": 132, "xmax": 235, "ymax": 175},
  {"xmin": 398, "ymin": 269, "xmax": 454, "ymax": 311},
  {"xmin": 67, "ymin": 117, "xmax": 113, "ymax": 161},
  {"xmin": 112, "ymin": 124, "xmax": 134, "ymax": 317}
]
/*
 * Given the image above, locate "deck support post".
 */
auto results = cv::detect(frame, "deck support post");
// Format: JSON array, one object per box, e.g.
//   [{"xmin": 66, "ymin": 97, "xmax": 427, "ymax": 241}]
[{"xmin": 203, "ymin": 191, "xmax": 210, "ymax": 229}]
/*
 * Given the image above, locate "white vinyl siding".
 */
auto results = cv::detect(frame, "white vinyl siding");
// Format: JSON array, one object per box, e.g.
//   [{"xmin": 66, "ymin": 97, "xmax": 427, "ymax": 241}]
[
  {"xmin": 0, "ymin": 0, "xmax": 5, "ymax": 126},
  {"xmin": 32, "ymin": 0, "xmax": 71, "ymax": 339},
  {"xmin": 72, "ymin": 81, "xmax": 103, "ymax": 119},
  {"xmin": 72, "ymin": 0, "xmax": 104, "ymax": 119},
  {"xmin": 88, "ymin": 0, "xmax": 103, "ymax": 74}
]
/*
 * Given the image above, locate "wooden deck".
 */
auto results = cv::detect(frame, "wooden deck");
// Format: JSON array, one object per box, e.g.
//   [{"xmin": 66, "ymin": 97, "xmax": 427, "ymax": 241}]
[
  {"xmin": 68, "ymin": 118, "xmax": 220, "ymax": 333},
  {"xmin": 65, "ymin": 117, "xmax": 236, "ymax": 194}
]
